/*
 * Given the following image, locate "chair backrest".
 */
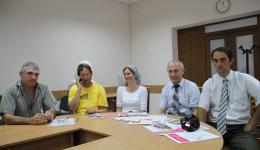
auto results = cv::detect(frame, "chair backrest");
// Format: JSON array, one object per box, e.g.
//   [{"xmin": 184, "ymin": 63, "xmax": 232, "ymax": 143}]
[
  {"xmin": 0, "ymin": 119, "xmax": 3, "ymax": 125},
  {"xmin": 146, "ymin": 87, "xmax": 150, "ymax": 113},
  {"xmin": 0, "ymin": 95, "xmax": 3, "ymax": 125},
  {"xmin": 60, "ymin": 95, "xmax": 69, "ymax": 111},
  {"xmin": 0, "ymin": 114, "xmax": 3, "ymax": 125}
]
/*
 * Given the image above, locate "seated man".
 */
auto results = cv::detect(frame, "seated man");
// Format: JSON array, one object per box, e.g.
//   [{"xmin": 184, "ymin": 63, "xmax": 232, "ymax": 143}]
[
  {"xmin": 197, "ymin": 47, "xmax": 260, "ymax": 150},
  {"xmin": 0, "ymin": 62, "xmax": 56, "ymax": 125},
  {"xmin": 160, "ymin": 60, "xmax": 200, "ymax": 116},
  {"xmin": 68, "ymin": 63, "xmax": 108, "ymax": 115}
]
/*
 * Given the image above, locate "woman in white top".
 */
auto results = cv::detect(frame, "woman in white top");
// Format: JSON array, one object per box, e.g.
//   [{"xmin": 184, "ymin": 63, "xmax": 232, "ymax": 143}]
[{"xmin": 116, "ymin": 65, "xmax": 148, "ymax": 112}]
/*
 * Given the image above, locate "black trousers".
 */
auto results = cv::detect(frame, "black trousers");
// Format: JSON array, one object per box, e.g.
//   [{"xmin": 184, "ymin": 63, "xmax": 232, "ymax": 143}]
[{"xmin": 208, "ymin": 122, "xmax": 259, "ymax": 150}]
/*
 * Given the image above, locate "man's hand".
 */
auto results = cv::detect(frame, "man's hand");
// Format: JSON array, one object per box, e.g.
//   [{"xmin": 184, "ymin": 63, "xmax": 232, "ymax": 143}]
[
  {"xmin": 76, "ymin": 77, "xmax": 83, "ymax": 89},
  {"xmin": 29, "ymin": 114, "xmax": 48, "ymax": 125},
  {"xmin": 244, "ymin": 105, "xmax": 260, "ymax": 132},
  {"xmin": 244, "ymin": 121, "xmax": 255, "ymax": 132},
  {"xmin": 44, "ymin": 111, "xmax": 54, "ymax": 121},
  {"xmin": 86, "ymin": 108, "xmax": 96, "ymax": 114}
]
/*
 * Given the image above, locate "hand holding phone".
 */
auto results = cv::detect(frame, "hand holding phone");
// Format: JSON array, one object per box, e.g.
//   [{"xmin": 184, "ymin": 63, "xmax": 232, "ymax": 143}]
[
  {"xmin": 76, "ymin": 77, "xmax": 83, "ymax": 89},
  {"xmin": 79, "ymin": 78, "xmax": 83, "ymax": 83}
]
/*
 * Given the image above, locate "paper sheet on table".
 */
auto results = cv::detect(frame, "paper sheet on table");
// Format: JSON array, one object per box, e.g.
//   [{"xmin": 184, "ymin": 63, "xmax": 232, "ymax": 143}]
[
  {"xmin": 144, "ymin": 125, "xmax": 184, "ymax": 135},
  {"xmin": 49, "ymin": 118, "xmax": 76, "ymax": 126},
  {"xmin": 114, "ymin": 115, "xmax": 168, "ymax": 125},
  {"xmin": 164, "ymin": 129, "xmax": 220, "ymax": 143},
  {"xmin": 146, "ymin": 115, "xmax": 168, "ymax": 124},
  {"xmin": 117, "ymin": 112, "xmax": 148, "ymax": 117},
  {"xmin": 85, "ymin": 113, "xmax": 103, "ymax": 119}
]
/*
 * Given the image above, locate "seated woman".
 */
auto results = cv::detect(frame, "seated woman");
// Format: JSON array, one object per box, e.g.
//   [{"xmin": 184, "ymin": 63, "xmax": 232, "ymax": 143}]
[{"xmin": 116, "ymin": 65, "xmax": 148, "ymax": 112}]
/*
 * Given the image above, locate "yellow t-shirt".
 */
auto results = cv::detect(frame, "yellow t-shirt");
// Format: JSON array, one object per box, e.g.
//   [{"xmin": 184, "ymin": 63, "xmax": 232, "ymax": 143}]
[{"xmin": 68, "ymin": 82, "xmax": 108, "ymax": 115}]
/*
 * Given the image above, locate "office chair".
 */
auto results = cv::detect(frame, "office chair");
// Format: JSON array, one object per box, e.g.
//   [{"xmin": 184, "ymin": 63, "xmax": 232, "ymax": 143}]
[
  {"xmin": 0, "ymin": 115, "xmax": 3, "ymax": 125},
  {"xmin": 0, "ymin": 95, "xmax": 3, "ymax": 125},
  {"xmin": 56, "ymin": 95, "xmax": 70, "ymax": 116},
  {"xmin": 0, "ymin": 118, "xmax": 3, "ymax": 125},
  {"xmin": 146, "ymin": 87, "xmax": 150, "ymax": 113}
]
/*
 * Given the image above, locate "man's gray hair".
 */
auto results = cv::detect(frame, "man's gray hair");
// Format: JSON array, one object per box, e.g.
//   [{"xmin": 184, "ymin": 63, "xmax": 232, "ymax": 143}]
[
  {"xmin": 167, "ymin": 60, "xmax": 184, "ymax": 69},
  {"xmin": 20, "ymin": 62, "xmax": 40, "ymax": 73}
]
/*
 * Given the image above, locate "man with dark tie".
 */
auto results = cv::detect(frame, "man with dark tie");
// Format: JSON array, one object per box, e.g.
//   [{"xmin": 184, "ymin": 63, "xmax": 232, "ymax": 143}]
[
  {"xmin": 197, "ymin": 47, "xmax": 260, "ymax": 150},
  {"xmin": 160, "ymin": 60, "xmax": 200, "ymax": 116}
]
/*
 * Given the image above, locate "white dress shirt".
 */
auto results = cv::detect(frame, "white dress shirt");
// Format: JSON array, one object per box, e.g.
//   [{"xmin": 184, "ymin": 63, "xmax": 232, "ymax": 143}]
[{"xmin": 199, "ymin": 70, "xmax": 260, "ymax": 124}]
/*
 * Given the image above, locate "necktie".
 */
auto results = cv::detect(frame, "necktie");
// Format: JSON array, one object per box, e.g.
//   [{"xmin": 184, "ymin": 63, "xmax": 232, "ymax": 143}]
[
  {"xmin": 172, "ymin": 84, "xmax": 180, "ymax": 113},
  {"xmin": 217, "ymin": 79, "xmax": 229, "ymax": 135}
]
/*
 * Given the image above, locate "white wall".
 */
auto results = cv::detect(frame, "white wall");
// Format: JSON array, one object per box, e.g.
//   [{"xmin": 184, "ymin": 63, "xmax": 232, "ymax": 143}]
[
  {"xmin": 131, "ymin": 0, "xmax": 260, "ymax": 113},
  {"xmin": 0, "ymin": 0, "xmax": 130, "ymax": 93},
  {"xmin": 1, "ymin": 0, "xmax": 260, "ymax": 113}
]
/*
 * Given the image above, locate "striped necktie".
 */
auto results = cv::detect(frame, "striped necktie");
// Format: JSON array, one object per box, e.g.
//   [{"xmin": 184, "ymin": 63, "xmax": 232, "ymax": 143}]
[
  {"xmin": 217, "ymin": 79, "xmax": 229, "ymax": 135},
  {"xmin": 172, "ymin": 85, "xmax": 180, "ymax": 113}
]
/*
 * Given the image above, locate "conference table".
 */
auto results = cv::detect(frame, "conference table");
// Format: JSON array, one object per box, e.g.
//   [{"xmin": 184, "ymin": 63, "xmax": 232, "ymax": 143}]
[{"xmin": 0, "ymin": 113, "xmax": 223, "ymax": 150}]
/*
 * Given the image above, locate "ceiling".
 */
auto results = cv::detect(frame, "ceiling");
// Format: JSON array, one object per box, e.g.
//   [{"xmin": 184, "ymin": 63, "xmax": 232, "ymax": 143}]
[{"xmin": 114, "ymin": 0, "xmax": 143, "ymax": 4}]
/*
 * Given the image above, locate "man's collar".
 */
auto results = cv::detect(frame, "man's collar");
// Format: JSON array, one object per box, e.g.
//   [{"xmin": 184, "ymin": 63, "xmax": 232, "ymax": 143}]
[
  {"xmin": 171, "ymin": 78, "xmax": 183, "ymax": 88},
  {"xmin": 225, "ymin": 70, "xmax": 234, "ymax": 81},
  {"xmin": 16, "ymin": 80, "xmax": 22, "ymax": 87},
  {"xmin": 179, "ymin": 78, "xmax": 184, "ymax": 87},
  {"xmin": 217, "ymin": 70, "xmax": 234, "ymax": 81},
  {"xmin": 16, "ymin": 80, "xmax": 38, "ymax": 90}
]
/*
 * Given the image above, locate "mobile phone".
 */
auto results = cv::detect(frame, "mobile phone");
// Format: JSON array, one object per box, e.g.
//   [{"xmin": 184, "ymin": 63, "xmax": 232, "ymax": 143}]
[{"xmin": 79, "ymin": 78, "xmax": 83, "ymax": 84}]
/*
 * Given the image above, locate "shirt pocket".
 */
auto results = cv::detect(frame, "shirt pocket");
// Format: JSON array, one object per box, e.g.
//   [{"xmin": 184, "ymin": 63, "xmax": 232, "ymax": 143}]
[{"xmin": 231, "ymin": 89, "xmax": 248, "ymax": 111}]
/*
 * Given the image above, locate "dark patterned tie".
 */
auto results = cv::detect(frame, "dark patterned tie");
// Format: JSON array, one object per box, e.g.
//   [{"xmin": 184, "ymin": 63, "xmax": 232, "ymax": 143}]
[
  {"xmin": 172, "ymin": 84, "xmax": 180, "ymax": 113},
  {"xmin": 217, "ymin": 79, "xmax": 228, "ymax": 135}
]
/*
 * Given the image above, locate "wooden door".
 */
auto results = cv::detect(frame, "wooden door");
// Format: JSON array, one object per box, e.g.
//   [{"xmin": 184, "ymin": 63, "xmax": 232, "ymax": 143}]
[
  {"xmin": 178, "ymin": 26, "xmax": 207, "ymax": 86},
  {"xmin": 205, "ymin": 26, "xmax": 259, "ymax": 79}
]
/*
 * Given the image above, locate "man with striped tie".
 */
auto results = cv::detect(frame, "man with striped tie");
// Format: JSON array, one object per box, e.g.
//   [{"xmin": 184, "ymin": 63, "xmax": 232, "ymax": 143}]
[
  {"xmin": 160, "ymin": 60, "xmax": 200, "ymax": 116},
  {"xmin": 197, "ymin": 47, "xmax": 260, "ymax": 150}
]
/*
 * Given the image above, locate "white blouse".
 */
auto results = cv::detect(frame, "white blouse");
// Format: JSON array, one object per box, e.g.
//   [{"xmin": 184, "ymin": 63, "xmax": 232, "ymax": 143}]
[{"xmin": 116, "ymin": 86, "xmax": 148, "ymax": 112}]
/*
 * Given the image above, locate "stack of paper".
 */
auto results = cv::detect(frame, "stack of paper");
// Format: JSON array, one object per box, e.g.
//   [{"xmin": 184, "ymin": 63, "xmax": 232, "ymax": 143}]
[
  {"xmin": 144, "ymin": 119, "xmax": 220, "ymax": 143},
  {"xmin": 49, "ymin": 118, "xmax": 76, "ymax": 126}
]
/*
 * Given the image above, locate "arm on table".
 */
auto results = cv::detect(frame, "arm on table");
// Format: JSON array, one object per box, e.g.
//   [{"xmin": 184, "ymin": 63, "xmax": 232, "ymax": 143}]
[
  {"xmin": 197, "ymin": 107, "xmax": 208, "ymax": 123},
  {"xmin": 3, "ymin": 113, "xmax": 49, "ymax": 125},
  {"xmin": 160, "ymin": 108, "xmax": 166, "ymax": 114},
  {"xmin": 192, "ymin": 108, "xmax": 198, "ymax": 116},
  {"xmin": 44, "ymin": 107, "xmax": 56, "ymax": 120}
]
